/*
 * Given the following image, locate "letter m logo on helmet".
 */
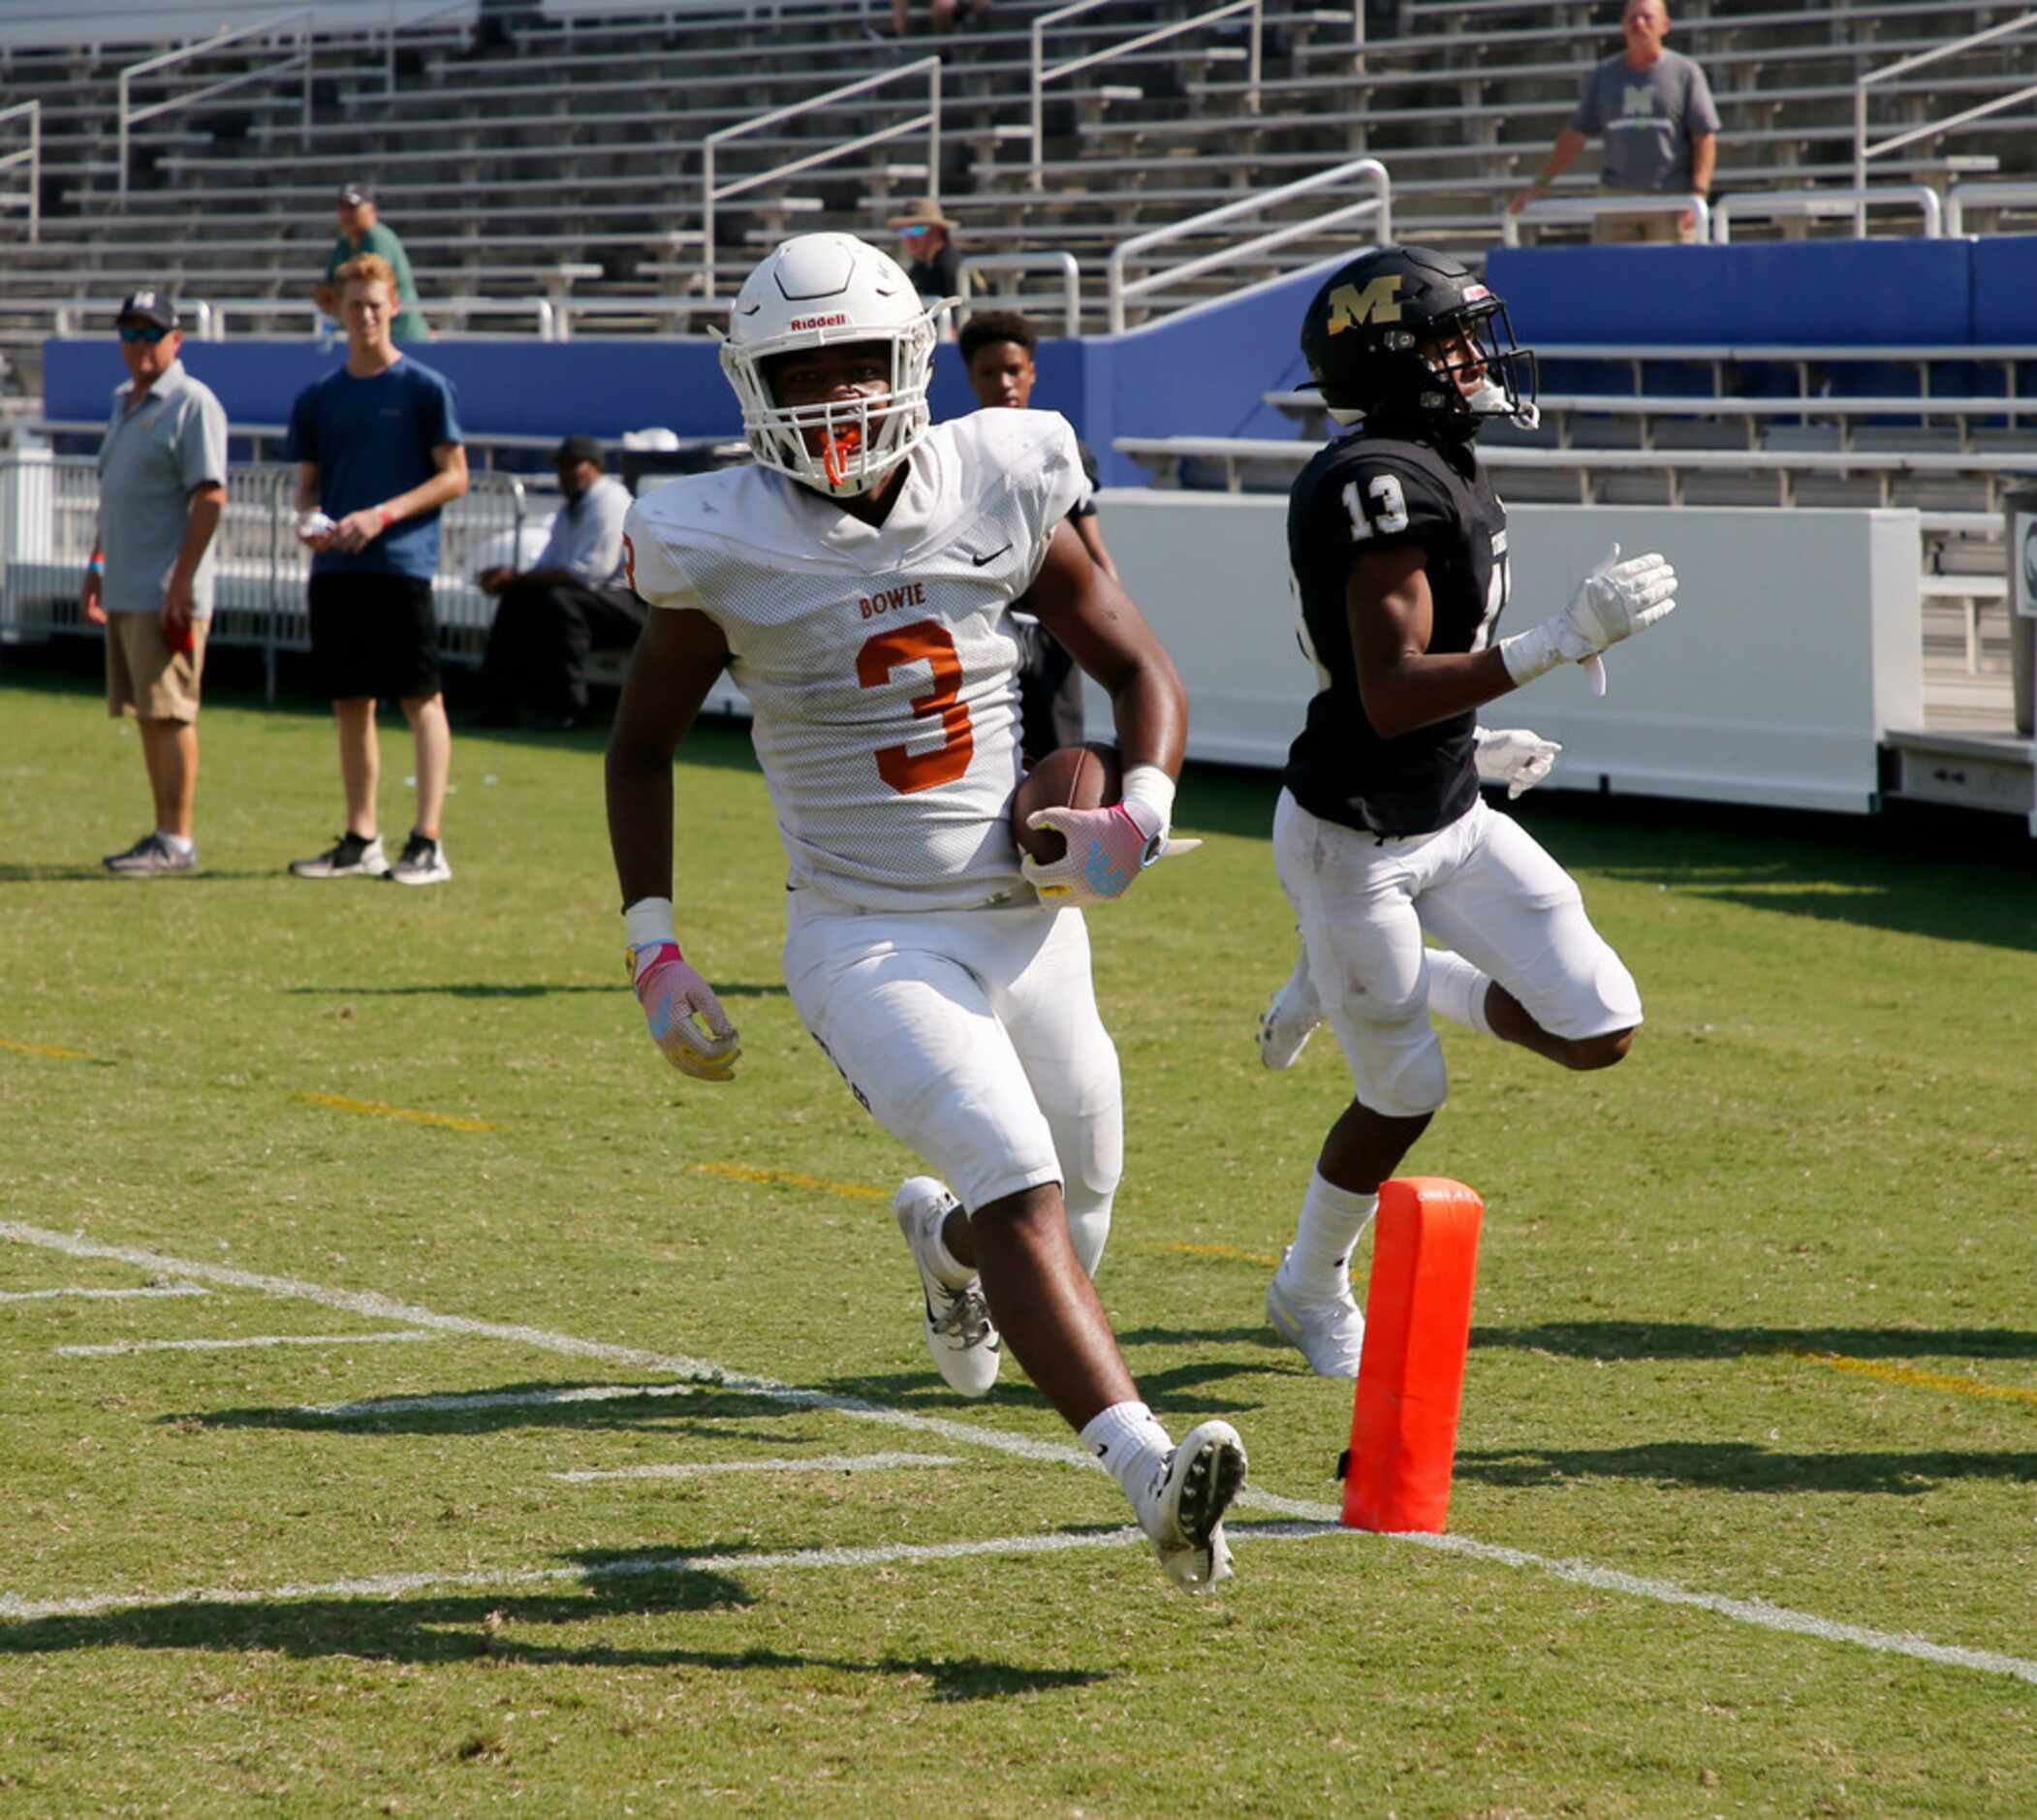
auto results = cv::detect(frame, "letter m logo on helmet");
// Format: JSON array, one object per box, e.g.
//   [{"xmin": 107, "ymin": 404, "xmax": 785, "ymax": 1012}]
[{"xmin": 1324, "ymin": 274, "xmax": 1404, "ymax": 335}]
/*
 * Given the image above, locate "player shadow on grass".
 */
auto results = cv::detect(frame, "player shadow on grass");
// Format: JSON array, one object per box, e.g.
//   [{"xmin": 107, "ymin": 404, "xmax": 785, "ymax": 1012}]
[
  {"xmin": 0, "ymin": 863, "xmax": 279, "ymax": 883},
  {"xmin": 0, "ymin": 1572, "xmax": 1104, "ymax": 1699},
  {"xmin": 1471, "ymin": 1319, "xmax": 2037, "ymax": 1362},
  {"xmin": 1453, "ymin": 1439, "xmax": 2037, "ymax": 1497},
  {"xmin": 176, "ymin": 1381, "xmax": 852, "ymax": 1439}
]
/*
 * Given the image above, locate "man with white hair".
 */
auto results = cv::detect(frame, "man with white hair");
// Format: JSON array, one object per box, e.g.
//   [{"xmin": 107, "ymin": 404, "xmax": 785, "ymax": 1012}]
[
  {"xmin": 1509, "ymin": 0, "xmax": 1719, "ymax": 243},
  {"xmin": 605, "ymin": 233, "xmax": 1247, "ymax": 1593}
]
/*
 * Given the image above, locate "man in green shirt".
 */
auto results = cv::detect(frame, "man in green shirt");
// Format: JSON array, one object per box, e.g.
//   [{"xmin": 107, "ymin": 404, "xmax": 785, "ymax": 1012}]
[{"xmin": 313, "ymin": 181, "xmax": 430, "ymax": 342}]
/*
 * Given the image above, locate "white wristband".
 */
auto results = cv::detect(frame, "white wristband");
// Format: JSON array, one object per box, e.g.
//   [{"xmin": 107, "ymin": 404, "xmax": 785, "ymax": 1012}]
[
  {"xmin": 1497, "ymin": 622, "xmax": 1560, "ymax": 686},
  {"xmin": 1119, "ymin": 763, "xmax": 1175, "ymax": 834},
  {"xmin": 623, "ymin": 895, "xmax": 676, "ymax": 948}
]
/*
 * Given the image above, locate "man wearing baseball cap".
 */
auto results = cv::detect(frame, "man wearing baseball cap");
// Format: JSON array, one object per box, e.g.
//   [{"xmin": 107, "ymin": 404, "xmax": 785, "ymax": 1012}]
[
  {"xmin": 85, "ymin": 291, "xmax": 230, "ymax": 876},
  {"xmin": 313, "ymin": 181, "xmax": 430, "ymax": 342},
  {"xmin": 473, "ymin": 434, "xmax": 638, "ymax": 729}
]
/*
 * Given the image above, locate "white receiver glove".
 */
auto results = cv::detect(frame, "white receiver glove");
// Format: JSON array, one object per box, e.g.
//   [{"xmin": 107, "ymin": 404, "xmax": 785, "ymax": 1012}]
[
  {"xmin": 1473, "ymin": 727, "xmax": 1561, "ymax": 799},
  {"xmin": 1498, "ymin": 542, "xmax": 1677, "ymax": 693}
]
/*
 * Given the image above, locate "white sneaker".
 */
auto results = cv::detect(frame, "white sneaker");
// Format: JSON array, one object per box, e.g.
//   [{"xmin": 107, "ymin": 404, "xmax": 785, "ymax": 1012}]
[
  {"xmin": 289, "ymin": 832, "xmax": 389, "ymax": 879},
  {"xmin": 1257, "ymin": 950, "xmax": 1321, "ymax": 1071},
  {"xmin": 1265, "ymin": 1247, "xmax": 1365, "ymax": 1378},
  {"xmin": 389, "ymin": 831, "xmax": 452, "ymax": 887},
  {"xmin": 1133, "ymin": 1419, "xmax": 1247, "ymax": 1594},
  {"xmin": 893, "ymin": 1177, "xmax": 1001, "ymax": 1397}
]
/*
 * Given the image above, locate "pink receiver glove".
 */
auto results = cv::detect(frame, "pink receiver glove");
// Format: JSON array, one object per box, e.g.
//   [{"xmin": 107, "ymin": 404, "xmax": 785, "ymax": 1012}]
[
  {"xmin": 1022, "ymin": 799, "xmax": 1203, "ymax": 908},
  {"xmin": 628, "ymin": 941, "xmax": 740, "ymax": 1083}
]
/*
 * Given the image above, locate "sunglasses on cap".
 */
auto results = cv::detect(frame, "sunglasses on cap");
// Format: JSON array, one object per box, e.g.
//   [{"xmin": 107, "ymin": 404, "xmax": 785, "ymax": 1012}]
[
  {"xmin": 118, "ymin": 324, "xmax": 172, "ymax": 344},
  {"xmin": 897, "ymin": 224, "xmax": 933, "ymax": 238}
]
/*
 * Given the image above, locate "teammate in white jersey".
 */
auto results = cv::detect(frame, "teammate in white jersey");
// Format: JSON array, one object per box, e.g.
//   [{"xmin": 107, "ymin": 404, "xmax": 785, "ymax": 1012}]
[{"xmin": 604, "ymin": 234, "xmax": 1246, "ymax": 1593}]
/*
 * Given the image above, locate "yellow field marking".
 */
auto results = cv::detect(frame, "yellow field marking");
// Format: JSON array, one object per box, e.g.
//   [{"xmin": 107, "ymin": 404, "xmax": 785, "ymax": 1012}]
[
  {"xmin": 0, "ymin": 1037, "xmax": 90, "ymax": 1061},
  {"xmin": 691, "ymin": 1161, "xmax": 886, "ymax": 1200},
  {"xmin": 1793, "ymin": 1349, "xmax": 2037, "ymax": 1407},
  {"xmin": 294, "ymin": 1092, "xmax": 499, "ymax": 1134}
]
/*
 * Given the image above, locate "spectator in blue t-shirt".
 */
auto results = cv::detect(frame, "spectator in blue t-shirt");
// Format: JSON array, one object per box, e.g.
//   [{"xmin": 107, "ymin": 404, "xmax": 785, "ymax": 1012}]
[{"xmin": 284, "ymin": 251, "xmax": 469, "ymax": 887}]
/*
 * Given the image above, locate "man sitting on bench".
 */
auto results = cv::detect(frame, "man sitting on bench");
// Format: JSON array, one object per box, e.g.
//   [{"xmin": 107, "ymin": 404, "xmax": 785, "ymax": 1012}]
[{"xmin": 474, "ymin": 434, "xmax": 639, "ymax": 730}]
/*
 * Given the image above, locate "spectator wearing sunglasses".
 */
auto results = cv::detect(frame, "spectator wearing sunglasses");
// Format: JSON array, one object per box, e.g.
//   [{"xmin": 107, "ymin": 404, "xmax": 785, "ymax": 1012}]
[
  {"xmin": 86, "ymin": 291, "xmax": 229, "ymax": 877},
  {"xmin": 887, "ymin": 200, "xmax": 960, "ymax": 310}
]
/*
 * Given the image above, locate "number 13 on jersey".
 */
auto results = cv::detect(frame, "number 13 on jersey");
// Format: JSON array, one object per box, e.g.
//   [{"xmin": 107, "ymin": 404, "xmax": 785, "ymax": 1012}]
[{"xmin": 1342, "ymin": 473, "xmax": 1410, "ymax": 542}]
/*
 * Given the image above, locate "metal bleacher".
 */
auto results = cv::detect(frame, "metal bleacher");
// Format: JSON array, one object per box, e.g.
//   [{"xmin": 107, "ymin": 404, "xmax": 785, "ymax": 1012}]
[{"xmin": 0, "ymin": 0, "xmax": 2033, "ymax": 384}]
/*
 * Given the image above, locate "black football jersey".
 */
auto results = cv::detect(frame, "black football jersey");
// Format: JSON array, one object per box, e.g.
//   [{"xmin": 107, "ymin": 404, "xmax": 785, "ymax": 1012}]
[{"xmin": 1281, "ymin": 426, "xmax": 1510, "ymax": 836}]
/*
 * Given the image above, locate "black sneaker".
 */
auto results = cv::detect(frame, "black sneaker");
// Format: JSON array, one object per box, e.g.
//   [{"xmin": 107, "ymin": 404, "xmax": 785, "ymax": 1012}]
[
  {"xmin": 389, "ymin": 831, "xmax": 452, "ymax": 887},
  {"xmin": 289, "ymin": 832, "xmax": 390, "ymax": 879}
]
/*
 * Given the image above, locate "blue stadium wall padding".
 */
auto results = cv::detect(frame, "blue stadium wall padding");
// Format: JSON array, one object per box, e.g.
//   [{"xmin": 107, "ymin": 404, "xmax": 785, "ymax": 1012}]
[
  {"xmin": 1488, "ymin": 238, "xmax": 1975, "ymax": 348},
  {"xmin": 1967, "ymin": 235, "xmax": 2037, "ymax": 345},
  {"xmin": 44, "ymin": 337, "xmax": 749, "ymax": 444}
]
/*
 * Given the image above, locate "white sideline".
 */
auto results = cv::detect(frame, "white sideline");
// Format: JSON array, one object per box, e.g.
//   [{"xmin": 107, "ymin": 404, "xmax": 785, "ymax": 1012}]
[
  {"xmin": 57, "ymin": 1332, "xmax": 440, "ymax": 1357},
  {"xmin": 0, "ymin": 1284, "xmax": 207, "ymax": 1302},
  {"xmin": 4, "ymin": 1220, "xmax": 2034, "ymax": 1686},
  {"xmin": 552, "ymin": 1451, "xmax": 962, "ymax": 1483}
]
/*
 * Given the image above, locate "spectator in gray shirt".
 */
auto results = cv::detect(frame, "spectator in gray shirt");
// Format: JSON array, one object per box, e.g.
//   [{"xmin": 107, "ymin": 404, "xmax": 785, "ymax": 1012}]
[
  {"xmin": 1509, "ymin": 0, "xmax": 1719, "ymax": 243},
  {"xmin": 473, "ymin": 435, "xmax": 639, "ymax": 730},
  {"xmin": 84, "ymin": 291, "xmax": 230, "ymax": 876}
]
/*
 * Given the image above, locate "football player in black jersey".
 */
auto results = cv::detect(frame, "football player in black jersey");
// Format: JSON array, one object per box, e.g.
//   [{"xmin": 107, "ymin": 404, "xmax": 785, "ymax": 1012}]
[{"xmin": 1259, "ymin": 245, "xmax": 1680, "ymax": 1376}]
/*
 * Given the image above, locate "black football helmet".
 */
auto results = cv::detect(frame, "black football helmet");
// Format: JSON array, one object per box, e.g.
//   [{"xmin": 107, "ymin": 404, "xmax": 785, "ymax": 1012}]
[{"xmin": 1299, "ymin": 244, "xmax": 1536, "ymax": 441}]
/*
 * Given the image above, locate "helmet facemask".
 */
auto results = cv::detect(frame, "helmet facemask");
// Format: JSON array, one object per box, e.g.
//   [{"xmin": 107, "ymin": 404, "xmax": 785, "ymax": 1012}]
[{"xmin": 1423, "ymin": 297, "xmax": 1539, "ymax": 435}]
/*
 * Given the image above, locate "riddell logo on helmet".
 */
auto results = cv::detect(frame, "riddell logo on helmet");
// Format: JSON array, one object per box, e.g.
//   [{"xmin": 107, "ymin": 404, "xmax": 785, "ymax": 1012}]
[{"xmin": 790, "ymin": 313, "xmax": 850, "ymax": 330}]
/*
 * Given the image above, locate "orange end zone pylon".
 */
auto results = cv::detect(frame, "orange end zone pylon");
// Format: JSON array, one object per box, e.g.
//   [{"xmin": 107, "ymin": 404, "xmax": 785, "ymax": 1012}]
[{"xmin": 1341, "ymin": 1176, "xmax": 1485, "ymax": 1534}]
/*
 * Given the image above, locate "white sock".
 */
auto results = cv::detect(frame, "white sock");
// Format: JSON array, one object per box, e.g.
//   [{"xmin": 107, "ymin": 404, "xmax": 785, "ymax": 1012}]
[
  {"xmin": 1080, "ymin": 1399, "xmax": 1172, "ymax": 1504},
  {"xmin": 155, "ymin": 831, "xmax": 194, "ymax": 857},
  {"xmin": 1281, "ymin": 1171, "xmax": 1378, "ymax": 1299},
  {"xmin": 1426, "ymin": 948, "xmax": 1494, "ymax": 1036}
]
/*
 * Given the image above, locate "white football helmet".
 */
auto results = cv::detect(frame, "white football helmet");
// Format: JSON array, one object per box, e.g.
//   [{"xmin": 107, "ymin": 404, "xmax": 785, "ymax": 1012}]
[{"xmin": 718, "ymin": 233, "xmax": 945, "ymax": 496}]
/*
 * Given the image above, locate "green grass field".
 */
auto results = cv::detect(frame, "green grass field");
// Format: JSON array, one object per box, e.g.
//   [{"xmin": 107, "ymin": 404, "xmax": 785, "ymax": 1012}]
[{"xmin": 4, "ymin": 666, "xmax": 2035, "ymax": 1815}]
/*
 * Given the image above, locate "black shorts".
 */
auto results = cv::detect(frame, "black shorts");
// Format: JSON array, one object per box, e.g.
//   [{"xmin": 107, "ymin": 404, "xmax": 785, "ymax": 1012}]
[{"xmin": 307, "ymin": 572, "xmax": 442, "ymax": 703}]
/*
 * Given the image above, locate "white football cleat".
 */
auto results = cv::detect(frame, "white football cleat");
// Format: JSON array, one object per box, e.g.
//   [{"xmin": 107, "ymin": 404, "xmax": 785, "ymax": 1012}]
[
  {"xmin": 894, "ymin": 1177, "xmax": 1001, "ymax": 1397},
  {"xmin": 1265, "ymin": 1247, "xmax": 1365, "ymax": 1378},
  {"xmin": 1133, "ymin": 1419, "xmax": 1248, "ymax": 1594},
  {"xmin": 1257, "ymin": 948, "xmax": 1322, "ymax": 1071}
]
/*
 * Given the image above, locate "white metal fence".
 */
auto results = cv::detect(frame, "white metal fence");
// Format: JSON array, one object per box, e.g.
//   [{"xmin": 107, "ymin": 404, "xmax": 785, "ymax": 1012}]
[{"xmin": 0, "ymin": 455, "xmax": 534, "ymax": 697}]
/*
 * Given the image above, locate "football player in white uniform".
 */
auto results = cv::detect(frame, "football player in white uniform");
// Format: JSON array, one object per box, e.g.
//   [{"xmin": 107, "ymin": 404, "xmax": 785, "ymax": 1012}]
[
  {"xmin": 1262, "ymin": 245, "xmax": 1679, "ymax": 1377},
  {"xmin": 605, "ymin": 234, "xmax": 1246, "ymax": 1592}
]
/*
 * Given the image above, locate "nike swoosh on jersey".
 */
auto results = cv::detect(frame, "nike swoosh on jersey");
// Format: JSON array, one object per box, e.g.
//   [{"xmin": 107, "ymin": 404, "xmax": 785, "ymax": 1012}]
[{"xmin": 968, "ymin": 543, "xmax": 1014, "ymax": 567}]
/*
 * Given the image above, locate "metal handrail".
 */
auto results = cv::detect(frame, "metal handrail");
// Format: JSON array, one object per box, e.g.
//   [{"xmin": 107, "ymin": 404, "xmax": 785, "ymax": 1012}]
[
  {"xmin": 1031, "ymin": 0, "xmax": 1261, "ymax": 190},
  {"xmin": 1500, "ymin": 193, "xmax": 1708, "ymax": 247},
  {"xmin": 0, "ymin": 100, "xmax": 40, "ymax": 244},
  {"xmin": 1105, "ymin": 155, "xmax": 1388, "ymax": 336},
  {"xmin": 117, "ymin": 9, "xmax": 313, "ymax": 197},
  {"xmin": 1854, "ymin": 10, "xmax": 2037, "ymax": 235},
  {"xmin": 701, "ymin": 57, "xmax": 941, "ymax": 301},
  {"xmin": 1944, "ymin": 180, "xmax": 2037, "ymax": 237},
  {"xmin": 1713, "ymin": 185, "xmax": 1941, "ymax": 243},
  {"xmin": 51, "ymin": 295, "xmax": 553, "ymax": 339},
  {"xmin": 956, "ymin": 253, "xmax": 1082, "ymax": 338}
]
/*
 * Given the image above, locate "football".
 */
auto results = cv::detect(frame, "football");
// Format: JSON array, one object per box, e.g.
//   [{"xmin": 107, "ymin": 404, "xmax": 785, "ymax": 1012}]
[{"xmin": 1012, "ymin": 741, "xmax": 1123, "ymax": 865}]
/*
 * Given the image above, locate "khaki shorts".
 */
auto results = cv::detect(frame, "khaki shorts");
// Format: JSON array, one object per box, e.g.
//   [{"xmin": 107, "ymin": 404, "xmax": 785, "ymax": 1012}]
[
  {"xmin": 106, "ymin": 611, "xmax": 206, "ymax": 722},
  {"xmin": 1591, "ymin": 201, "xmax": 1697, "ymax": 244}
]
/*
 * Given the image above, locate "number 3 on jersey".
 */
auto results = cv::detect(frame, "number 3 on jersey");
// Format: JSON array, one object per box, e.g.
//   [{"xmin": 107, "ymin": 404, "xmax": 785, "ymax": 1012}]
[
  {"xmin": 858, "ymin": 619, "xmax": 975, "ymax": 795},
  {"xmin": 1341, "ymin": 472, "xmax": 1410, "ymax": 543}
]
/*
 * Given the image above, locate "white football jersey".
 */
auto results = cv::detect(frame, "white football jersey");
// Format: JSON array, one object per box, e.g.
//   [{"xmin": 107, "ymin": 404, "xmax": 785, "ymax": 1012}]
[{"xmin": 625, "ymin": 410, "xmax": 1087, "ymax": 911}]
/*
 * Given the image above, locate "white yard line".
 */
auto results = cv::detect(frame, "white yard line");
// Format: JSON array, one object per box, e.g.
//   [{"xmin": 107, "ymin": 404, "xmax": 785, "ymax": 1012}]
[
  {"xmin": 57, "ymin": 1332, "xmax": 440, "ymax": 1357},
  {"xmin": 0, "ymin": 1284, "xmax": 207, "ymax": 1302},
  {"xmin": 4, "ymin": 1218, "xmax": 2033, "ymax": 1686},
  {"xmin": 0, "ymin": 1521, "xmax": 1348, "ymax": 1622},
  {"xmin": 552, "ymin": 1451, "xmax": 962, "ymax": 1483}
]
